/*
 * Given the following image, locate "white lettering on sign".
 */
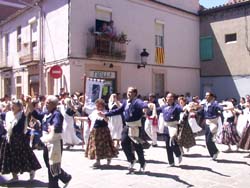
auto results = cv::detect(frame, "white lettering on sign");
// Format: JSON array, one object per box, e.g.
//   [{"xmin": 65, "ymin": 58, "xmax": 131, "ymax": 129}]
[
  {"xmin": 52, "ymin": 70, "xmax": 62, "ymax": 74},
  {"xmin": 90, "ymin": 71, "xmax": 115, "ymax": 79}
]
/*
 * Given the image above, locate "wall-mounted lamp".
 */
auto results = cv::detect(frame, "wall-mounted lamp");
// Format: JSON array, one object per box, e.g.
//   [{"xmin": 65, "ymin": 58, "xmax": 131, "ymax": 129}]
[
  {"xmin": 103, "ymin": 63, "xmax": 114, "ymax": 68},
  {"xmin": 137, "ymin": 48, "xmax": 149, "ymax": 69},
  {"xmin": 109, "ymin": 63, "xmax": 113, "ymax": 68}
]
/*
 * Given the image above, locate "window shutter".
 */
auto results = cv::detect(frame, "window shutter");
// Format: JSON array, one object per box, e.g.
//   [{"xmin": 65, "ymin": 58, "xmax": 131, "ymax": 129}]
[
  {"xmin": 200, "ymin": 36, "xmax": 213, "ymax": 61},
  {"xmin": 96, "ymin": 8, "xmax": 111, "ymax": 22}
]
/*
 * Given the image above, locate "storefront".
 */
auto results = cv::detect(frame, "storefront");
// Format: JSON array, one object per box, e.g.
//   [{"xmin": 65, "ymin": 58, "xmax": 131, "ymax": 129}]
[{"xmin": 89, "ymin": 70, "xmax": 117, "ymax": 101}]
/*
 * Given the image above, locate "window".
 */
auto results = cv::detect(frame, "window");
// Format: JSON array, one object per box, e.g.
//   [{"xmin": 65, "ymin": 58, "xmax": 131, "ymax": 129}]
[
  {"xmin": 225, "ymin": 33, "xmax": 237, "ymax": 43},
  {"xmin": 200, "ymin": 36, "xmax": 213, "ymax": 61},
  {"xmin": 16, "ymin": 76, "xmax": 22, "ymax": 84},
  {"xmin": 16, "ymin": 76, "xmax": 22, "ymax": 98},
  {"xmin": 95, "ymin": 5, "xmax": 112, "ymax": 32},
  {"xmin": 4, "ymin": 78, "xmax": 11, "ymax": 96},
  {"xmin": 32, "ymin": 41, "xmax": 37, "ymax": 48},
  {"xmin": 155, "ymin": 22, "xmax": 164, "ymax": 48},
  {"xmin": 17, "ymin": 26, "xmax": 22, "ymax": 52},
  {"xmin": 5, "ymin": 34, "xmax": 9, "ymax": 57},
  {"xmin": 155, "ymin": 21, "xmax": 165, "ymax": 64},
  {"xmin": 16, "ymin": 86, "xmax": 22, "ymax": 99},
  {"xmin": 17, "ymin": 26, "xmax": 21, "ymax": 35}
]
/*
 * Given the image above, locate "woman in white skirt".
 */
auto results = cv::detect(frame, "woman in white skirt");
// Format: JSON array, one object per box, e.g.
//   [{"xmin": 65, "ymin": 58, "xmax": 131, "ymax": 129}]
[
  {"xmin": 108, "ymin": 94, "xmax": 123, "ymax": 149},
  {"xmin": 61, "ymin": 98, "xmax": 82, "ymax": 149},
  {"xmin": 186, "ymin": 102, "xmax": 202, "ymax": 134}
]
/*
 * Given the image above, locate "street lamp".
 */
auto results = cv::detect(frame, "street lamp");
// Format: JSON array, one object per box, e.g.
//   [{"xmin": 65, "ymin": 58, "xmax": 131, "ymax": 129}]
[{"xmin": 137, "ymin": 48, "xmax": 149, "ymax": 69}]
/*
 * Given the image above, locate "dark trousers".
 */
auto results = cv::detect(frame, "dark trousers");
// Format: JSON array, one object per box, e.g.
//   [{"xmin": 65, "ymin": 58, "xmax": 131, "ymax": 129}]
[
  {"xmin": 43, "ymin": 140, "xmax": 71, "ymax": 188},
  {"xmin": 164, "ymin": 127, "xmax": 181, "ymax": 164},
  {"xmin": 205, "ymin": 125, "xmax": 218, "ymax": 157},
  {"xmin": 121, "ymin": 126, "xmax": 145, "ymax": 167}
]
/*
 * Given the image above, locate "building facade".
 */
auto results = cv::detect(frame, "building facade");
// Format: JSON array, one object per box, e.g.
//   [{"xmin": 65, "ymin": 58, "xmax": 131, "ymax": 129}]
[
  {"xmin": 200, "ymin": 0, "xmax": 250, "ymax": 100},
  {"xmin": 0, "ymin": 0, "xmax": 200, "ymax": 99}
]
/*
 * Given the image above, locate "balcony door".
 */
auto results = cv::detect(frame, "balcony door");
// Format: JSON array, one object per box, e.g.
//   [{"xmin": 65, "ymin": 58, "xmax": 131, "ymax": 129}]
[
  {"xmin": 29, "ymin": 75, "xmax": 39, "ymax": 96},
  {"xmin": 153, "ymin": 73, "xmax": 165, "ymax": 97}
]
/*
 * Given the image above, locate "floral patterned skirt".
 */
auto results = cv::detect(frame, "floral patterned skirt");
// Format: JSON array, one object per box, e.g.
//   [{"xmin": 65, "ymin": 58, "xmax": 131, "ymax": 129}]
[
  {"xmin": 217, "ymin": 122, "xmax": 240, "ymax": 145},
  {"xmin": 0, "ymin": 134, "xmax": 41, "ymax": 174},
  {"xmin": 85, "ymin": 127, "xmax": 117, "ymax": 160},
  {"xmin": 239, "ymin": 123, "xmax": 250, "ymax": 150}
]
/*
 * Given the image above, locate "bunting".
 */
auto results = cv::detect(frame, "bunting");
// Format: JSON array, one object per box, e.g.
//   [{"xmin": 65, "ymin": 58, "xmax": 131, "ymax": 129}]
[{"xmin": 155, "ymin": 47, "xmax": 165, "ymax": 64}]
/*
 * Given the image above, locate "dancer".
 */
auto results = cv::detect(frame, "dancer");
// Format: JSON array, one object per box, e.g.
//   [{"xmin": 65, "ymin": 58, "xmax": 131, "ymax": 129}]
[
  {"xmin": 158, "ymin": 92, "xmax": 183, "ymax": 167},
  {"xmin": 0, "ymin": 100, "xmax": 41, "ymax": 182},
  {"xmin": 61, "ymin": 98, "xmax": 82, "ymax": 149},
  {"xmin": 144, "ymin": 93, "xmax": 158, "ymax": 147},
  {"xmin": 217, "ymin": 99, "xmax": 240, "ymax": 152},
  {"xmin": 177, "ymin": 97, "xmax": 196, "ymax": 154},
  {"xmin": 198, "ymin": 92, "xmax": 232, "ymax": 160},
  {"xmin": 99, "ymin": 86, "xmax": 148, "ymax": 172},
  {"xmin": 108, "ymin": 93, "xmax": 123, "ymax": 149},
  {"xmin": 31, "ymin": 95, "xmax": 72, "ymax": 188},
  {"xmin": 85, "ymin": 99, "xmax": 117, "ymax": 167},
  {"xmin": 238, "ymin": 99, "xmax": 250, "ymax": 157}
]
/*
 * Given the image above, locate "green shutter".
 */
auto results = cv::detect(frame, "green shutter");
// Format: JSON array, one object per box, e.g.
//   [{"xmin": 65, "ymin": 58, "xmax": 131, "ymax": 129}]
[{"xmin": 200, "ymin": 36, "xmax": 213, "ymax": 61}]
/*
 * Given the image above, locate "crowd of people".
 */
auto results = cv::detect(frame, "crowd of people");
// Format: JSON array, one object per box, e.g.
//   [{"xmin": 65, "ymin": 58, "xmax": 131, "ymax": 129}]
[{"xmin": 1, "ymin": 87, "xmax": 250, "ymax": 186}]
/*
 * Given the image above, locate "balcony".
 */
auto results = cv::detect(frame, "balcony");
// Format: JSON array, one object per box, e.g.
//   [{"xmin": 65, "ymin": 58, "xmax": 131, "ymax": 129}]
[
  {"xmin": 87, "ymin": 32, "xmax": 128, "ymax": 60},
  {"xmin": 19, "ymin": 42, "xmax": 39, "ymax": 65},
  {"xmin": 0, "ymin": 59, "xmax": 11, "ymax": 70},
  {"xmin": 0, "ymin": 63, "xmax": 11, "ymax": 70}
]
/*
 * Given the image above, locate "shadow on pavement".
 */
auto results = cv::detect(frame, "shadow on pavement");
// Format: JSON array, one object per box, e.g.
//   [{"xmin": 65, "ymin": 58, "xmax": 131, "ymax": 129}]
[
  {"xmin": 215, "ymin": 159, "xmax": 250, "ymax": 166},
  {"xmin": 222, "ymin": 150, "xmax": 250, "ymax": 154},
  {"xmin": 145, "ymin": 159, "xmax": 168, "ymax": 164},
  {"xmin": 0, "ymin": 180, "xmax": 48, "ymax": 187},
  {"xmin": 136, "ymin": 171, "xmax": 194, "ymax": 187},
  {"xmin": 177, "ymin": 165, "xmax": 230, "ymax": 177},
  {"xmin": 195, "ymin": 144, "xmax": 206, "ymax": 148},
  {"xmin": 63, "ymin": 148, "xmax": 84, "ymax": 152},
  {"xmin": 94, "ymin": 164, "xmax": 129, "ymax": 171},
  {"xmin": 183, "ymin": 154, "xmax": 210, "ymax": 158}
]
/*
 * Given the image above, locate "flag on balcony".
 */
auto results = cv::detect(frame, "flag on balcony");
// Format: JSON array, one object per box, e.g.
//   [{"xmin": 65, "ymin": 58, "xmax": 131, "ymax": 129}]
[{"xmin": 155, "ymin": 47, "xmax": 165, "ymax": 64}]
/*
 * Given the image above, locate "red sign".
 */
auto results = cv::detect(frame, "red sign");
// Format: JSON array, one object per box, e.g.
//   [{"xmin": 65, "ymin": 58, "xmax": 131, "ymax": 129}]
[{"xmin": 50, "ymin": 65, "xmax": 63, "ymax": 79}]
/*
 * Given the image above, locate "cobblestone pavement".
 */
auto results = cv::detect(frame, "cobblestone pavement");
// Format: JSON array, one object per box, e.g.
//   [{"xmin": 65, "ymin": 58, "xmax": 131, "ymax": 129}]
[{"xmin": 1, "ymin": 135, "xmax": 250, "ymax": 188}]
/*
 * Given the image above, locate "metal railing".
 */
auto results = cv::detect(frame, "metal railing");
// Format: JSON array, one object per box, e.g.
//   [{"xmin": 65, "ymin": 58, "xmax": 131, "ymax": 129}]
[{"xmin": 87, "ymin": 33, "xmax": 127, "ymax": 60}]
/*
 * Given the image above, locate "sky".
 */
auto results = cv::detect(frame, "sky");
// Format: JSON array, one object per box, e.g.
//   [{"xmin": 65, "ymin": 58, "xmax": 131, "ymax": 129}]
[{"xmin": 199, "ymin": 0, "xmax": 228, "ymax": 8}]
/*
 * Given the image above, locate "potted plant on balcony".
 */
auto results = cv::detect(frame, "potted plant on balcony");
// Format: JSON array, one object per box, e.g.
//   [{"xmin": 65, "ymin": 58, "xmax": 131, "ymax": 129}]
[{"xmin": 117, "ymin": 32, "xmax": 127, "ymax": 43}]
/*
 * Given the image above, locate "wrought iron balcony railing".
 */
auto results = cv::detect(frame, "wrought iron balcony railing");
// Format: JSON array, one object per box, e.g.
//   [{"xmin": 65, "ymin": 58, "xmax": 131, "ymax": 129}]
[{"xmin": 87, "ymin": 33, "xmax": 127, "ymax": 60}]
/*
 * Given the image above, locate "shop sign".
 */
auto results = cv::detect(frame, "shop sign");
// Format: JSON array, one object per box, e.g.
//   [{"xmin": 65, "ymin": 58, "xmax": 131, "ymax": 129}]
[{"xmin": 90, "ymin": 71, "xmax": 115, "ymax": 79}]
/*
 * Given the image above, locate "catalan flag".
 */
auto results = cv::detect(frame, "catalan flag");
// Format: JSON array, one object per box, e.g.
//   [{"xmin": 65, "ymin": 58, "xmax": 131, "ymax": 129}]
[{"xmin": 155, "ymin": 47, "xmax": 165, "ymax": 64}]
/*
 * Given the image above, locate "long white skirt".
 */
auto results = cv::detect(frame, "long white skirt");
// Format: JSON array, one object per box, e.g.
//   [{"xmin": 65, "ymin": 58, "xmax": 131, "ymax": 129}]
[
  {"xmin": 236, "ymin": 114, "xmax": 248, "ymax": 137},
  {"xmin": 157, "ymin": 113, "xmax": 165, "ymax": 134},
  {"xmin": 108, "ymin": 115, "xmax": 123, "ymax": 140},
  {"xmin": 188, "ymin": 116, "xmax": 202, "ymax": 133},
  {"xmin": 62, "ymin": 113, "xmax": 82, "ymax": 145}
]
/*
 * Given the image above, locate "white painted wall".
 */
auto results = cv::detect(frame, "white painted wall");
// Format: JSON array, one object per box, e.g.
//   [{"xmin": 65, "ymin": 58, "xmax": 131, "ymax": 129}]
[
  {"xmin": 0, "ymin": 8, "xmax": 39, "ymax": 69},
  {"xmin": 70, "ymin": 0, "xmax": 200, "ymax": 68},
  {"xmin": 43, "ymin": 0, "xmax": 69, "ymax": 62},
  {"xmin": 68, "ymin": 0, "xmax": 200, "ymax": 96}
]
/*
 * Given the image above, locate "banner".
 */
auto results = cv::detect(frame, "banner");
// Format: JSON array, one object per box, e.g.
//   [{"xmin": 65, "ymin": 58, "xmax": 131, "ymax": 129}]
[
  {"xmin": 155, "ymin": 47, "xmax": 165, "ymax": 64},
  {"xmin": 85, "ymin": 77, "xmax": 105, "ymax": 104}
]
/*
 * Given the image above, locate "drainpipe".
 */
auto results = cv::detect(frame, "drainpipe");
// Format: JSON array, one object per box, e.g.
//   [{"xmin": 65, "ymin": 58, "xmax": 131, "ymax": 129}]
[
  {"xmin": 67, "ymin": 0, "xmax": 71, "ymax": 58},
  {"xmin": 38, "ymin": 3, "xmax": 44, "ymax": 95}
]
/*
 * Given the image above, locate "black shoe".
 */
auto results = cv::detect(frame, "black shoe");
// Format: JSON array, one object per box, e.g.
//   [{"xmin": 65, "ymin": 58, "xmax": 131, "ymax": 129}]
[
  {"xmin": 152, "ymin": 144, "xmax": 158, "ymax": 147},
  {"xmin": 63, "ymin": 175, "xmax": 72, "ymax": 188}
]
